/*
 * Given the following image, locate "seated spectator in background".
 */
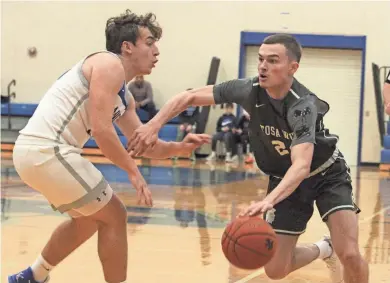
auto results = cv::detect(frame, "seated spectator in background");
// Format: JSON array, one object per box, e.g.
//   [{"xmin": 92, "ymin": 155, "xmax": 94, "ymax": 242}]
[
  {"xmin": 384, "ymin": 70, "xmax": 390, "ymax": 115},
  {"xmin": 177, "ymin": 106, "xmax": 199, "ymax": 139},
  {"xmin": 206, "ymin": 103, "xmax": 237, "ymax": 163},
  {"xmin": 234, "ymin": 109, "xmax": 255, "ymax": 164},
  {"xmin": 176, "ymin": 89, "xmax": 200, "ymax": 141},
  {"xmin": 174, "ymin": 95, "xmax": 200, "ymax": 160},
  {"xmin": 128, "ymin": 75, "xmax": 157, "ymax": 119}
]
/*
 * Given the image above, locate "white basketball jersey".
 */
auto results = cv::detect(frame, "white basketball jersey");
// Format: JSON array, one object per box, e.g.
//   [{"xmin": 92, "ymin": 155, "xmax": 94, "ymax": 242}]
[{"xmin": 19, "ymin": 51, "xmax": 131, "ymax": 148}]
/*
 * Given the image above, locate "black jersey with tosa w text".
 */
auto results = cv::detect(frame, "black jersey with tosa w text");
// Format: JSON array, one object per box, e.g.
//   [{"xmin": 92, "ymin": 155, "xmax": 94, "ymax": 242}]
[{"xmin": 213, "ymin": 76, "xmax": 340, "ymax": 178}]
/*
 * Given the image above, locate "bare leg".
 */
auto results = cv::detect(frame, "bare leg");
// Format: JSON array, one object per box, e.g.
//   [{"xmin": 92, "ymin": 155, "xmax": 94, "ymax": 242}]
[
  {"xmin": 35, "ymin": 194, "xmax": 128, "ymax": 283},
  {"xmin": 41, "ymin": 216, "xmax": 98, "ymax": 265},
  {"xmin": 91, "ymin": 195, "xmax": 128, "ymax": 283},
  {"xmin": 264, "ymin": 234, "xmax": 322, "ymax": 280},
  {"xmin": 327, "ymin": 210, "xmax": 369, "ymax": 283}
]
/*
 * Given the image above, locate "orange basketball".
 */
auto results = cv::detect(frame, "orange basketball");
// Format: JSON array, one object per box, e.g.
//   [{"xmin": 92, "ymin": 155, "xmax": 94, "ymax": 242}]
[{"xmin": 221, "ymin": 216, "xmax": 277, "ymax": 270}]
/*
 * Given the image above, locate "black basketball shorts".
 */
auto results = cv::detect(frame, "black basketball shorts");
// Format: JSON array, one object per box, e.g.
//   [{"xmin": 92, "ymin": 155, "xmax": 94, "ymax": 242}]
[{"xmin": 264, "ymin": 156, "xmax": 361, "ymax": 235}]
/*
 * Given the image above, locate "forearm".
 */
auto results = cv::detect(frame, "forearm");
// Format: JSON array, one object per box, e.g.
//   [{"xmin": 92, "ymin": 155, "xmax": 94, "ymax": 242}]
[
  {"xmin": 140, "ymin": 140, "xmax": 188, "ymax": 159},
  {"xmin": 148, "ymin": 92, "xmax": 192, "ymax": 129},
  {"xmin": 92, "ymin": 127, "xmax": 139, "ymax": 173},
  {"xmin": 264, "ymin": 161, "xmax": 310, "ymax": 205},
  {"xmin": 148, "ymin": 86, "xmax": 215, "ymax": 130}
]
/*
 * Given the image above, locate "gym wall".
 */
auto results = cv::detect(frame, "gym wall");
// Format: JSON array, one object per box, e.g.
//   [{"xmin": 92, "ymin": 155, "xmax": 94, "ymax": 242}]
[{"xmin": 1, "ymin": 1, "xmax": 389, "ymax": 163}]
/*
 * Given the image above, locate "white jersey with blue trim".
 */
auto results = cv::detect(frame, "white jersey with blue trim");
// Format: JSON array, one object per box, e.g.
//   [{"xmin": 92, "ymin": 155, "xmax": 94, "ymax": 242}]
[{"xmin": 19, "ymin": 51, "xmax": 130, "ymax": 149}]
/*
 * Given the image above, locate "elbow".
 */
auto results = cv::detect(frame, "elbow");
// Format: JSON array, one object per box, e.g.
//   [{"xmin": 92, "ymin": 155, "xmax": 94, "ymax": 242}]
[
  {"xmin": 301, "ymin": 163, "xmax": 311, "ymax": 177},
  {"xmin": 90, "ymin": 125, "xmax": 113, "ymax": 138},
  {"xmin": 301, "ymin": 166, "xmax": 311, "ymax": 178},
  {"xmin": 296, "ymin": 159, "xmax": 311, "ymax": 178}
]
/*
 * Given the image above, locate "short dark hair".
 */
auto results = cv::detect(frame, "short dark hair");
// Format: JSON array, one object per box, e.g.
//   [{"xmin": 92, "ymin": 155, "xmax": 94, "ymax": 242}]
[
  {"xmin": 263, "ymin": 34, "xmax": 302, "ymax": 63},
  {"xmin": 105, "ymin": 9, "xmax": 162, "ymax": 54},
  {"xmin": 225, "ymin": 103, "xmax": 234, "ymax": 109}
]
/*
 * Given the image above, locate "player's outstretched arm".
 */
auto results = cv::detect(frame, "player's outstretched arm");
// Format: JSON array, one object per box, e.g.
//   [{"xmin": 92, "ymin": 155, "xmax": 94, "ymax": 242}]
[
  {"xmin": 116, "ymin": 95, "xmax": 211, "ymax": 159},
  {"xmin": 128, "ymin": 78, "xmax": 253, "ymax": 156},
  {"xmin": 127, "ymin": 86, "xmax": 216, "ymax": 156}
]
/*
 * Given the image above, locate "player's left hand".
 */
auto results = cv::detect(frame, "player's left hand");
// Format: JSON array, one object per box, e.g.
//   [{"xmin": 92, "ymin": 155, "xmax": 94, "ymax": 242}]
[
  {"xmin": 179, "ymin": 133, "xmax": 211, "ymax": 157},
  {"xmin": 238, "ymin": 200, "xmax": 273, "ymax": 217},
  {"xmin": 127, "ymin": 123, "xmax": 159, "ymax": 156}
]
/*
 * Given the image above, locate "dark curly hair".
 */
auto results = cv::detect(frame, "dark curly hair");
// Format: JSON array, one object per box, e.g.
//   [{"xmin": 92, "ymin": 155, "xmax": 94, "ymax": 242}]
[{"xmin": 105, "ymin": 9, "xmax": 162, "ymax": 54}]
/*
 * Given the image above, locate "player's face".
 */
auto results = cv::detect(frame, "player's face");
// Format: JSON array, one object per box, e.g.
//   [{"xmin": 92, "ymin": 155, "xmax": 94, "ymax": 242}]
[
  {"xmin": 257, "ymin": 44, "xmax": 299, "ymax": 89},
  {"xmin": 225, "ymin": 107, "xmax": 234, "ymax": 114},
  {"xmin": 127, "ymin": 27, "xmax": 160, "ymax": 75}
]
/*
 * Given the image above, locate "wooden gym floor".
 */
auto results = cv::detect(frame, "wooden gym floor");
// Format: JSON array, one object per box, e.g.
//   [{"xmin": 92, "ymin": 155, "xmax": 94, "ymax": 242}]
[{"xmin": 1, "ymin": 150, "xmax": 389, "ymax": 283}]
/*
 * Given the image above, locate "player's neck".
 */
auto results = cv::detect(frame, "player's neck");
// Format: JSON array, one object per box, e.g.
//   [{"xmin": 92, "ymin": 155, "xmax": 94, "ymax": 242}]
[
  {"xmin": 118, "ymin": 56, "xmax": 138, "ymax": 83},
  {"xmin": 266, "ymin": 78, "xmax": 294, "ymax": 100}
]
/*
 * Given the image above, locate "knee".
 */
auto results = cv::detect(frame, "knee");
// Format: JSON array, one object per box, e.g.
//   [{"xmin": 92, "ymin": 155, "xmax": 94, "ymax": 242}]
[
  {"xmin": 265, "ymin": 265, "xmax": 289, "ymax": 280},
  {"xmin": 94, "ymin": 194, "xmax": 127, "ymax": 227},
  {"xmin": 336, "ymin": 246, "xmax": 362, "ymax": 268}
]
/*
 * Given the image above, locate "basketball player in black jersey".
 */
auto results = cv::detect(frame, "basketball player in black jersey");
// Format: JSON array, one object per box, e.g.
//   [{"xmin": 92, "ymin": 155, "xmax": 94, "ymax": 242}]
[{"xmin": 128, "ymin": 34, "xmax": 369, "ymax": 283}]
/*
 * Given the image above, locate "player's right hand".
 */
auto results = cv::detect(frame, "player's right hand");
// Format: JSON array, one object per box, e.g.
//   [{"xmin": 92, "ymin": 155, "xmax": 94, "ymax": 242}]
[{"xmin": 128, "ymin": 171, "xmax": 153, "ymax": 207}]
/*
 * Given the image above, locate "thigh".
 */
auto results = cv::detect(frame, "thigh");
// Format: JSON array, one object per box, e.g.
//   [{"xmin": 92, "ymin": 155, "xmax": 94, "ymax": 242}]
[
  {"xmin": 13, "ymin": 144, "xmax": 113, "ymax": 217},
  {"xmin": 240, "ymin": 134, "xmax": 248, "ymax": 144},
  {"xmin": 223, "ymin": 132, "xmax": 233, "ymax": 141},
  {"xmin": 264, "ymin": 177, "xmax": 315, "ymax": 235},
  {"xmin": 315, "ymin": 157, "xmax": 360, "ymax": 222},
  {"xmin": 214, "ymin": 132, "xmax": 224, "ymax": 141}
]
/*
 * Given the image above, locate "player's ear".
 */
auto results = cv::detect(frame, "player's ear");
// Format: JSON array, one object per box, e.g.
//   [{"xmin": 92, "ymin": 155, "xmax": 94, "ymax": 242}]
[
  {"xmin": 121, "ymin": 41, "xmax": 134, "ymax": 55},
  {"xmin": 289, "ymin": 61, "xmax": 299, "ymax": 76}
]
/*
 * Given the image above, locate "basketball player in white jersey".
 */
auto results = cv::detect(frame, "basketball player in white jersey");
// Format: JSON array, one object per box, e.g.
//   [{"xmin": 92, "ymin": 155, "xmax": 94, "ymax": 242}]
[
  {"xmin": 8, "ymin": 10, "xmax": 210, "ymax": 283},
  {"xmin": 384, "ymin": 69, "xmax": 390, "ymax": 115}
]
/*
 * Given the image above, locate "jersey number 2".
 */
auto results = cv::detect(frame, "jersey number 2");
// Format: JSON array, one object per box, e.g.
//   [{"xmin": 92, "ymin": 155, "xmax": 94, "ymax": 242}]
[{"xmin": 272, "ymin": 140, "xmax": 289, "ymax": 156}]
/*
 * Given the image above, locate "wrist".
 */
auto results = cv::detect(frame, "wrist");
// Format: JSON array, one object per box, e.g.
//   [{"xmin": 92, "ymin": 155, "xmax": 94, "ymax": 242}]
[
  {"xmin": 148, "ymin": 117, "xmax": 163, "ymax": 130},
  {"xmin": 125, "ymin": 160, "xmax": 140, "ymax": 176},
  {"xmin": 177, "ymin": 142, "xmax": 192, "ymax": 157},
  {"xmin": 263, "ymin": 194, "xmax": 276, "ymax": 206}
]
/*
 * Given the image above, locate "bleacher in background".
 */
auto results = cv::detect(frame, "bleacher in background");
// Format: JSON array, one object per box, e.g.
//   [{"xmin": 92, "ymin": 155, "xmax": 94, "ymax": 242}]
[{"xmin": 1, "ymin": 102, "xmax": 180, "ymax": 155}]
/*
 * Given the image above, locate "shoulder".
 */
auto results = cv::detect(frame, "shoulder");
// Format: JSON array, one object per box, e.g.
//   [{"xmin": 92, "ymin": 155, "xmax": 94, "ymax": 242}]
[
  {"xmin": 85, "ymin": 52, "xmax": 122, "ymax": 68},
  {"xmin": 213, "ymin": 77, "xmax": 257, "ymax": 98},
  {"xmin": 290, "ymin": 78, "xmax": 329, "ymax": 115},
  {"xmin": 216, "ymin": 77, "xmax": 255, "ymax": 89},
  {"xmin": 83, "ymin": 52, "xmax": 124, "ymax": 82}
]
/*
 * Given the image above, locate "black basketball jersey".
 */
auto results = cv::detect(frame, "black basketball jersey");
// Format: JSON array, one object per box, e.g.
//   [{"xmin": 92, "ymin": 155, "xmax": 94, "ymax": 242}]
[{"xmin": 213, "ymin": 76, "xmax": 339, "ymax": 177}]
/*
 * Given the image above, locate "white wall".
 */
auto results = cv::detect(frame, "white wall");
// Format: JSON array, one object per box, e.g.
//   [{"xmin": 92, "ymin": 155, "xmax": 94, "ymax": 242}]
[{"xmin": 2, "ymin": 1, "xmax": 390, "ymax": 161}]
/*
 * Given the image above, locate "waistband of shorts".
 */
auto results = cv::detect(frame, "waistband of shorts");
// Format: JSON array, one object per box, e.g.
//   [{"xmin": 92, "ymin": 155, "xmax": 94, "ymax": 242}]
[
  {"xmin": 271, "ymin": 147, "xmax": 340, "ymax": 180},
  {"xmin": 15, "ymin": 134, "xmax": 62, "ymax": 146}
]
